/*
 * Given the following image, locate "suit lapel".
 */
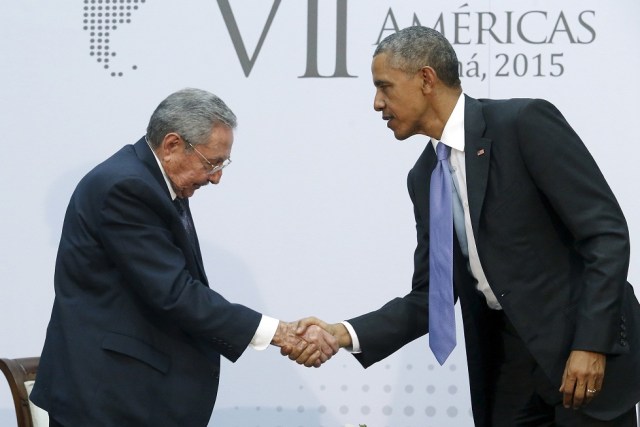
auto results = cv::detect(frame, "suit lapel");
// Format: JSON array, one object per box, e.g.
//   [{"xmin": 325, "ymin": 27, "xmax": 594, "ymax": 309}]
[
  {"xmin": 463, "ymin": 96, "xmax": 492, "ymax": 238},
  {"xmin": 134, "ymin": 137, "xmax": 209, "ymax": 286}
]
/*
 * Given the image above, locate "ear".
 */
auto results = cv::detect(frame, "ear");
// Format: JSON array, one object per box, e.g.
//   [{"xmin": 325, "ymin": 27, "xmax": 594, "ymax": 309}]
[
  {"xmin": 160, "ymin": 133, "xmax": 182, "ymax": 157},
  {"xmin": 419, "ymin": 66, "xmax": 438, "ymax": 94}
]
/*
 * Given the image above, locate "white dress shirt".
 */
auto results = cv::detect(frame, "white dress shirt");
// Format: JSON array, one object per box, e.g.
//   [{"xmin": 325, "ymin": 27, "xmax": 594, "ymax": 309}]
[
  {"xmin": 436, "ymin": 94, "xmax": 501, "ymax": 310},
  {"xmin": 345, "ymin": 93, "xmax": 500, "ymax": 353}
]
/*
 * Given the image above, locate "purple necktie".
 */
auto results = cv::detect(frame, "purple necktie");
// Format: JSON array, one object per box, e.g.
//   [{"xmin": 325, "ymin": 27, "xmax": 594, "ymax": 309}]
[
  {"xmin": 174, "ymin": 197, "xmax": 197, "ymax": 250},
  {"xmin": 429, "ymin": 142, "xmax": 456, "ymax": 365}
]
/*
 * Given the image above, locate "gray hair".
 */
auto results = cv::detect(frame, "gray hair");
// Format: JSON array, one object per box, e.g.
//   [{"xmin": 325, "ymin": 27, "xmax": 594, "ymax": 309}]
[
  {"xmin": 146, "ymin": 88, "xmax": 237, "ymax": 149},
  {"xmin": 374, "ymin": 26, "xmax": 461, "ymax": 88}
]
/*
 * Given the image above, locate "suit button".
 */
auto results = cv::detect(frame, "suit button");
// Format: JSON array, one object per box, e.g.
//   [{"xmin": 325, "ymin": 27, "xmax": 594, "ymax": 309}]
[
  {"xmin": 620, "ymin": 331, "xmax": 627, "ymax": 339},
  {"xmin": 620, "ymin": 323, "xmax": 627, "ymax": 331},
  {"xmin": 620, "ymin": 339, "xmax": 628, "ymax": 347}
]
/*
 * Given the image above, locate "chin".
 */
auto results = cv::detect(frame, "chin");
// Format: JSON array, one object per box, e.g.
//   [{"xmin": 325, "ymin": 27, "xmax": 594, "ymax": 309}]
[
  {"xmin": 177, "ymin": 188, "xmax": 193, "ymax": 198},
  {"xmin": 393, "ymin": 130, "xmax": 411, "ymax": 141}
]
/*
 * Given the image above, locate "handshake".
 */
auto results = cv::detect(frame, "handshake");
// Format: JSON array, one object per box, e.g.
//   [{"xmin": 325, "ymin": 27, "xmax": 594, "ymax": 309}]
[{"xmin": 270, "ymin": 317, "xmax": 353, "ymax": 368}]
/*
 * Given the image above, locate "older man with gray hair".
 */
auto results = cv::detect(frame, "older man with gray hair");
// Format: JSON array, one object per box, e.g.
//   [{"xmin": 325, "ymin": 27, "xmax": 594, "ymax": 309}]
[{"xmin": 31, "ymin": 88, "xmax": 338, "ymax": 427}]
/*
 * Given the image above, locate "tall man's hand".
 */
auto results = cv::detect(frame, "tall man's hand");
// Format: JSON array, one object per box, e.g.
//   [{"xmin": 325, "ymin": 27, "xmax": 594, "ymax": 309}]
[
  {"xmin": 280, "ymin": 317, "xmax": 353, "ymax": 366},
  {"xmin": 271, "ymin": 320, "xmax": 339, "ymax": 368},
  {"xmin": 559, "ymin": 350, "xmax": 606, "ymax": 409}
]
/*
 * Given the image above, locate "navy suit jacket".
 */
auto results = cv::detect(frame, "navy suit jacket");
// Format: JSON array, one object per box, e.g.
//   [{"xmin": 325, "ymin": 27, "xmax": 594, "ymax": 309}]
[
  {"xmin": 348, "ymin": 97, "xmax": 640, "ymax": 425},
  {"xmin": 31, "ymin": 138, "xmax": 262, "ymax": 426}
]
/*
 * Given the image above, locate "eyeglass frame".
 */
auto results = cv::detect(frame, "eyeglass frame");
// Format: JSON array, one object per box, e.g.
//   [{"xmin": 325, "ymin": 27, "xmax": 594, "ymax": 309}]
[{"xmin": 183, "ymin": 137, "xmax": 232, "ymax": 175}]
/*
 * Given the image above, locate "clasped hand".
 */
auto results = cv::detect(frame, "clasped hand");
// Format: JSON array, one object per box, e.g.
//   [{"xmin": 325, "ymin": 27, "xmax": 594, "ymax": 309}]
[
  {"xmin": 275, "ymin": 317, "xmax": 353, "ymax": 368},
  {"xmin": 271, "ymin": 320, "xmax": 339, "ymax": 368}
]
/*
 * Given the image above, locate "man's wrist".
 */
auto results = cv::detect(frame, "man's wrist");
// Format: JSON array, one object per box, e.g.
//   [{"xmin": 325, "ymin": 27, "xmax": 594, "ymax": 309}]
[
  {"xmin": 337, "ymin": 321, "xmax": 357, "ymax": 350},
  {"xmin": 251, "ymin": 315, "xmax": 280, "ymax": 350}
]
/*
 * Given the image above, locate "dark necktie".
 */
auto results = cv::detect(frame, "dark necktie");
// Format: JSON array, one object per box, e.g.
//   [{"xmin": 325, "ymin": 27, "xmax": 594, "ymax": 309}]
[
  {"xmin": 173, "ymin": 197, "xmax": 197, "ymax": 249},
  {"xmin": 429, "ymin": 142, "xmax": 456, "ymax": 365}
]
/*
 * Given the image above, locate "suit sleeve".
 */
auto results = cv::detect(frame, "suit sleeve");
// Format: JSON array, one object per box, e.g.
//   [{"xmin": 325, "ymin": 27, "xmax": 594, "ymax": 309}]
[
  {"xmin": 97, "ymin": 176, "xmax": 262, "ymax": 362},
  {"xmin": 348, "ymin": 169, "xmax": 430, "ymax": 368},
  {"xmin": 516, "ymin": 99, "xmax": 630, "ymax": 354}
]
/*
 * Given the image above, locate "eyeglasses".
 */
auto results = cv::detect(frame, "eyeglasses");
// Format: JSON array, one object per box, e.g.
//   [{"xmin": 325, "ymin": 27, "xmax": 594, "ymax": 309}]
[{"xmin": 186, "ymin": 140, "xmax": 232, "ymax": 175}]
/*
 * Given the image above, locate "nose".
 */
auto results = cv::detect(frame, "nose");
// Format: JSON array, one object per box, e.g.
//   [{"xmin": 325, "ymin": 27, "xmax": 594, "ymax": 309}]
[
  {"xmin": 373, "ymin": 91, "xmax": 384, "ymax": 112},
  {"xmin": 208, "ymin": 170, "xmax": 223, "ymax": 185}
]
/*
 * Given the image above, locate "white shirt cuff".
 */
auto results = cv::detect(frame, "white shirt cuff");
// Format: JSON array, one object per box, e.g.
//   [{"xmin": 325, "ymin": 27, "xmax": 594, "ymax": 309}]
[
  {"xmin": 249, "ymin": 315, "xmax": 279, "ymax": 350},
  {"xmin": 341, "ymin": 321, "xmax": 361, "ymax": 353}
]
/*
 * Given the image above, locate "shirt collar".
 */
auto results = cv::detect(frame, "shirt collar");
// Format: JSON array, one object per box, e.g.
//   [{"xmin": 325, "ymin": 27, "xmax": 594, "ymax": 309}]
[
  {"xmin": 430, "ymin": 92, "xmax": 465, "ymax": 152},
  {"xmin": 145, "ymin": 136, "xmax": 177, "ymax": 200}
]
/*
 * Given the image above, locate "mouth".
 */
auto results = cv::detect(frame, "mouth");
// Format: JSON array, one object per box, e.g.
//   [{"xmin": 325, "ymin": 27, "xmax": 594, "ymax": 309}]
[{"xmin": 383, "ymin": 115, "xmax": 394, "ymax": 128}]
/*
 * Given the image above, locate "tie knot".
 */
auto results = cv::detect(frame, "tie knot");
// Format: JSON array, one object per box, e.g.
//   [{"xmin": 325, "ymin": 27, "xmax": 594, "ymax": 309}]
[
  {"xmin": 173, "ymin": 197, "xmax": 187, "ymax": 214},
  {"xmin": 436, "ymin": 142, "xmax": 450, "ymax": 161}
]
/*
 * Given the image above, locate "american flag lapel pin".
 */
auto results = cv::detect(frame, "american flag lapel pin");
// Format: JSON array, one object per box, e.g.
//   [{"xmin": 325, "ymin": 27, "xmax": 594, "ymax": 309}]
[{"xmin": 477, "ymin": 148, "xmax": 485, "ymax": 156}]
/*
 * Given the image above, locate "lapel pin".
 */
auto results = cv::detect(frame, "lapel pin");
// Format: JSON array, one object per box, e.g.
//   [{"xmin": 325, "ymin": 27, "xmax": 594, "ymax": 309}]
[{"xmin": 477, "ymin": 149, "xmax": 485, "ymax": 156}]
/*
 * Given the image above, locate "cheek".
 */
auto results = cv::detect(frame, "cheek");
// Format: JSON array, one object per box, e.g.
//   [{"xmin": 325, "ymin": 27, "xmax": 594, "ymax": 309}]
[
  {"xmin": 388, "ymin": 96, "xmax": 408, "ymax": 116},
  {"xmin": 166, "ymin": 161, "xmax": 193, "ymax": 185},
  {"xmin": 397, "ymin": 101, "xmax": 422, "ymax": 122},
  {"xmin": 175, "ymin": 170, "xmax": 201, "ymax": 187}
]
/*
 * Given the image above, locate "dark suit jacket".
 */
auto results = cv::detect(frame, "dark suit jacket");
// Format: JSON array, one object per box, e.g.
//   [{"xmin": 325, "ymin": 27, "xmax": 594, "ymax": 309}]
[
  {"xmin": 31, "ymin": 138, "xmax": 262, "ymax": 426},
  {"xmin": 348, "ymin": 96, "xmax": 640, "ymax": 425}
]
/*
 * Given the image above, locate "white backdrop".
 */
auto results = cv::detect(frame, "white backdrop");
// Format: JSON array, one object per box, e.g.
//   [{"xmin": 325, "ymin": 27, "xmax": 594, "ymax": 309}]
[{"xmin": 1, "ymin": 1, "xmax": 639, "ymax": 426}]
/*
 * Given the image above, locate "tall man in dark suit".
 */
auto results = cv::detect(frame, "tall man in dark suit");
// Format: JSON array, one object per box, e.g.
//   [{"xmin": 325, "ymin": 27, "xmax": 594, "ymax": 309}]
[
  {"xmin": 31, "ymin": 88, "xmax": 338, "ymax": 427},
  {"xmin": 292, "ymin": 26, "xmax": 640, "ymax": 426}
]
